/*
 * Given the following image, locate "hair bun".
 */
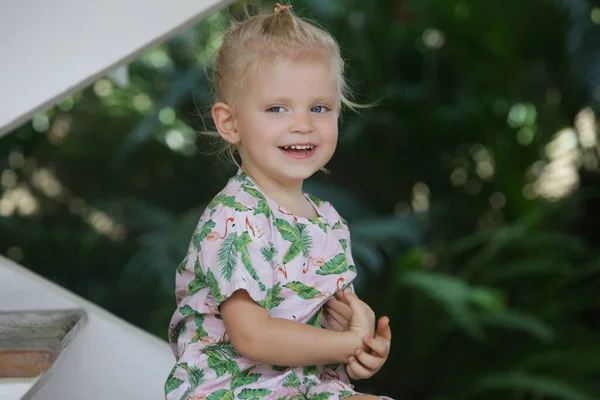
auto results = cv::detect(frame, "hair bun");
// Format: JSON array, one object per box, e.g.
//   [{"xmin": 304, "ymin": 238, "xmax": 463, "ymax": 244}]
[{"xmin": 274, "ymin": 3, "xmax": 293, "ymax": 13}]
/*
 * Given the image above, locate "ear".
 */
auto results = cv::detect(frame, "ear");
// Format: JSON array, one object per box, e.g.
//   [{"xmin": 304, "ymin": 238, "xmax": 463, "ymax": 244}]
[{"xmin": 212, "ymin": 102, "xmax": 239, "ymax": 144}]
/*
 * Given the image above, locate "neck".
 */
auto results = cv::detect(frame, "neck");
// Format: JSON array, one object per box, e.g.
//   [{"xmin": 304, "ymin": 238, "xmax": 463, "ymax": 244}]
[{"xmin": 241, "ymin": 163, "xmax": 304, "ymax": 199}]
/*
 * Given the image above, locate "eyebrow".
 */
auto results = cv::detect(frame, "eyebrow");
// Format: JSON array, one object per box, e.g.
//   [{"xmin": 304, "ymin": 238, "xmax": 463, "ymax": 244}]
[{"xmin": 261, "ymin": 96, "xmax": 337, "ymax": 104}]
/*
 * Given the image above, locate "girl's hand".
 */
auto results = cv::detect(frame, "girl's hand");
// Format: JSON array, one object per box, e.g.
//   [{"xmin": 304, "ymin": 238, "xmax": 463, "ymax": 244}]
[
  {"xmin": 346, "ymin": 316, "xmax": 392, "ymax": 380},
  {"xmin": 344, "ymin": 290, "xmax": 375, "ymax": 344},
  {"xmin": 323, "ymin": 290, "xmax": 353, "ymax": 331}
]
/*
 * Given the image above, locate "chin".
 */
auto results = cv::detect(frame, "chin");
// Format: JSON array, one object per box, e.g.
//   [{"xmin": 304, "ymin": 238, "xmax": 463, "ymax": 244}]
[{"xmin": 275, "ymin": 166, "xmax": 321, "ymax": 182}]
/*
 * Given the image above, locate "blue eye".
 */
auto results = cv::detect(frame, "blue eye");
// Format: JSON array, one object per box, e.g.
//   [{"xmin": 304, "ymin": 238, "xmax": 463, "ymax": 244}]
[
  {"xmin": 311, "ymin": 105, "xmax": 329, "ymax": 113},
  {"xmin": 267, "ymin": 106, "xmax": 285, "ymax": 113}
]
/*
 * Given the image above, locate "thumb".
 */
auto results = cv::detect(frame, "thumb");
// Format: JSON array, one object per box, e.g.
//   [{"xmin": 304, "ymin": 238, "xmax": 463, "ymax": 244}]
[
  {"xmin": 375, "ymin": 316, "xmax": 392, "ymax": 340},
  {"xmin": 336, "ymin": 289, "xmax": 349, "ymax": 304},
  {"xmin": 343, "ymin": 290, "xmax": 361, "ymax": 311}
]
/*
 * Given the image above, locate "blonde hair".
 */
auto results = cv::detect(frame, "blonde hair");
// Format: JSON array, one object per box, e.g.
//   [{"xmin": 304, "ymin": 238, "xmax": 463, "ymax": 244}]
[{"xmin": 207, "ymin": 4, "xmax": 364, "ymax": 166}]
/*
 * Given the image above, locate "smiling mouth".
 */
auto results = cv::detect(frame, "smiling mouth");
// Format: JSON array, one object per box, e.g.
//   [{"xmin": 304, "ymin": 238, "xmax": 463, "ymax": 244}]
[{"xmin": 278, "ymin": 144, "xmax": 315, "ymax": 154}]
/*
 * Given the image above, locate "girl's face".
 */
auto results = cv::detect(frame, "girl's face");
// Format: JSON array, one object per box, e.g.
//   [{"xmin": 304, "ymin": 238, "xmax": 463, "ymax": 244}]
[{"xmin": 232, "ymin": 56, "xmax": 340, "ymax": 188}]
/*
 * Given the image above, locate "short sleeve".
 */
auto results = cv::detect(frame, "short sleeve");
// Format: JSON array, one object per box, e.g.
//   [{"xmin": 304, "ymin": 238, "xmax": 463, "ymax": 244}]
[
  {"xmin": 197, "ymin": 204, "xmax": 274, "ymax": 308},
  {"xmin": 324, "ymin": 202, "xmax": 356, "ymax": 272}
]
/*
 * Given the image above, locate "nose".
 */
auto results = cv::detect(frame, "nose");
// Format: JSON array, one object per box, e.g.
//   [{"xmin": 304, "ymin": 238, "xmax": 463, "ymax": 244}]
[{"xmin": 290, "ymin": 111, "xmax": 314, "ymax": 134}]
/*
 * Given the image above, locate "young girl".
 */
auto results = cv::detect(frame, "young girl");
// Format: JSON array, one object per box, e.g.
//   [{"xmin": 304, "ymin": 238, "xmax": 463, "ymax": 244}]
[{"xmin": 166, "ymin": 4, "xmax": 392, "ymax": 399}]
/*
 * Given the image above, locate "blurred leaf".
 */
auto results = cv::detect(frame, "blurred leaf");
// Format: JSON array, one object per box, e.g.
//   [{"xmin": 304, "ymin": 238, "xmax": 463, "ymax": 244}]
[
  {"xmin": 474, "ymin": 371, "xmax": 597, "ymax": 400},
  {"xmin": 482, "ymin": 311, "xmax": 555, "ymax": 343}
]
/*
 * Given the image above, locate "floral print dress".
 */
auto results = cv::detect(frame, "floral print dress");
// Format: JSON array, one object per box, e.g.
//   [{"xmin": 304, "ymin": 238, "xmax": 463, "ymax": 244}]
[{"xmin": 166, "ymin": 170, "xmax": 391, "ymax": 400}]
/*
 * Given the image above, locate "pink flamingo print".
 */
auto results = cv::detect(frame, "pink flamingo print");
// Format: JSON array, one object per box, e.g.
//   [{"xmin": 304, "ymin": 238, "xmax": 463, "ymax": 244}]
[
  {"xmin": 321, "ymin": 369, "xmax": 347, "ymax": 389},
  {"xmin": 245, "ymin": 216, "xmax": 265, "ymax": 238},
  {"xmin": 303, "ymin": 256, "xmax": 326, "ymax": 274},
  {"xmin": 186, "ymin": 395, "xmax": 208, "ymax": 400},
  {"xmin": 206, "ymin": 217, "xmax": 235, "ymax": 242},
  {"xmin": 278, "ymin": 206, "xmax": 298, "ymax": 222},
  {"xmin": 204, "ymin": 301, "xmax": 219, "ymax": 314},
  {"xmin": 314, "ymin": 278, "xmax": 347, "ymax": 301},
  {"xmin": 198, "ymin": 336, "xmax": 217, "ymax": 345},
  {"xmin": 276, "ymin": 263, "xmax": 288, "ymax": 279}
]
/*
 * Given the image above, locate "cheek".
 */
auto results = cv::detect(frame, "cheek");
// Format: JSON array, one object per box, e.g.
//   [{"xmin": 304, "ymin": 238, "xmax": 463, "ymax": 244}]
[{"xmin": 322, "ymin": 120, "xmax": 339, "ymax": 141}]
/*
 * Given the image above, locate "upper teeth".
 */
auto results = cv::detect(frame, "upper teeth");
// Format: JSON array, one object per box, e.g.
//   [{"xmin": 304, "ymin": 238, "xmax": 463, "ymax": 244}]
[{"xmin": 283, "ymin": 145, "xmax": 313, "ymax": 150}]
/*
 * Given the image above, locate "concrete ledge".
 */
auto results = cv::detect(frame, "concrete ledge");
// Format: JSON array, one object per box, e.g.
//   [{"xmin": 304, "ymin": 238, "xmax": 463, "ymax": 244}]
[
  {"xmin": 0, "ymin": 309, "xmax": 86, "ymax": 378},
  {"xmin": 0, "ymin": 257, "xmax": 175, "ymax": 399}
]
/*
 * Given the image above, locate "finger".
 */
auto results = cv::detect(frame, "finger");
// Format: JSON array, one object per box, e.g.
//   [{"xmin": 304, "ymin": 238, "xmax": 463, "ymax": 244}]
[
  {"xmin": 324, "ymin": 312, "xmax": 346, "ymax": 331},
  {"xmin": 375, "ymin": 316, "xmax": 392, "ymax": 341},
  {"xmin": 324, "ymin": 306, "xmax": 348, "ymax": 328},
  {"xmin": 336, "ymin": 289, "xmax": 350, "ymax": 305},
  {"xmin": 355, "ymin": 348, "xmax": 382, "ymax": 371},
  {"xmin": 324, "ymin": 298, "xmax": 352, "ymax": 321},
  {"xmin": 363, "ymin": 336, "xmax": 390, "ymax": 357},
  {"xmin": 343, "ymin": 291, "xmax": 362, "ymax": 310},
  {"xmin": 347, "ymin": 356, "xmax": 372, "ymax": 379},
  {"xmin": 345, "ymin": 363, "xmax": 360, "ymax": 381},
  {"xmin": 325, "ymin": 299, "xmax": 352, "ymax": 321}
]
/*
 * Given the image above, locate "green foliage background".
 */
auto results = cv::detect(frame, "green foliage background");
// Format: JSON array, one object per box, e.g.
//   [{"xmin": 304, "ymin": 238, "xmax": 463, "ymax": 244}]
[{"xmin": 2, "ymin": 0, "xmax": 600, "ymax": 398}]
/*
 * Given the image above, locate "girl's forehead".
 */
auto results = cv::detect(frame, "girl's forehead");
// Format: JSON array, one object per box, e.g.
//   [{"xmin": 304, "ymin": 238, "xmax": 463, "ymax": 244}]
[{"xmin": 250, "ymin": 58, "xmax": 337, "ymax": 91}]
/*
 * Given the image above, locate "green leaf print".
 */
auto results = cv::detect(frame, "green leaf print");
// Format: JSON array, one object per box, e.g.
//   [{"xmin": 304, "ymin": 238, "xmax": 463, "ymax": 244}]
[
  {"xmin": 282, "ymin": 371, "xmax": 301, "ymax": 387},
  {"xmin": 253, "ymin": 199, "xmax": 273, "ymax": 219},
  {"xmin": 331, "ymin": 221, "xmax": 343, "ymax": 230},
  {"xmin": 339, "ymin": 239, "xmax": 348, "ymax": 251},
  {"xmin": 179, "ymin": 305, "xmax": 198, "ymax": 317},
  {"xmin": 349, "ymin": 264, "xmax": 357, "ymax": 273},
  {"xmin": 284, "ymin": 281, "xmax": 321, "ymax": 300},
  {"xmin": 178, "ymin": 365, "xmax": 204, "ymax": 398},
  {"xmin": 297, "ymin": 223, "xmax": 313, "ymax": 258},
  {"xmin": 202, "ymin": 341, "xmax": 241, "ymax": 360},
  {"xmin": 189, "ymin": 315, "xmax": 208, "ymax": 343},
  {"xmin": 310, "ymin": 393, "xmax": 334, "ymax": 400},
  {"xmin": 206, "ymin": 269, "xmax": 226, "ymax": 304},
  {"xmin": 235, "ymin": 231, "xmax": 253, "ymax": 249},
  {"xmin": 188, "ymin": 365, "xmax": 205, "ymax": 387},
  {"xmin": 170, "ymin": 320, "xmax": 187, "ymax": 343},
  {"xmin": 235, "ymin": 232, "xmax": 267, "ymax": 291},
  {"xmin": 316, "ymin": 254, "xmax": 349, "ymax": 276},
  {"xmin": 188, "ymin": 277, "xmax": 208, "ymax": 296},
  {"xmin": 271, "ymin": 365, "xmax": 289, "ymax": 372},
  {"xmin": 166, "ymin": 364, "xmax": 177, "ymax": 380},
  {"xmin": 274, "ymin": 219, "xmax": 302, "ymax": 264},
  {"xmin": 274, "ymin": 219, "xmax": 312, "ymax": 264},
  {"xmin": 164, "ymin": 376, "xmax": 184, "ymax": 394},
  {"xmin": 176, "ymin": 259, "xmax": 186, "ymax": 275},
  {"xmin": 340, "ymin": 391, "xmax": 355, "ymax": 398},
  {"xmin": 307, "ymin": 193, "xmax": 323, "ymax": 207},
  {"xmin": 208, "ymin": 389, "xmax": 235, "ymax": 400},
  {"xmin": 308, "ymin": 217, "xmax": 328, "ymax": 232},
  {"xmin": 231, "ymin": 368, "xmax": 261, "ymax": 389},
  {"xmin": 193, "ymin": 220, "xmax": 216, "ymax": 251},
  {"xmin": 238, "ymin": 388, "xmax": 272, "ymax": 400},
  {"xmin": 303, "ymin": 365, "xmax": 319, "ymax": 377},
  {"xmin": 233, "ymin": 173, "xmax": 248, "ymax": 183},
  {"xmin": 218, "ymin": 232, "xmax": 238, "ymax": 281},
  {"xmin": 203, "ymin": 341, "xmax": 241, "ymax": 378},
  {"xmin": 258, "ymin": 283, "xmax": 284, "ymax": 310},
  {"xmin": 242, "ymin": 185, "xmax": 265, "ymax": 200},
  {"xmin": 260, "ymin": 243, "xmax": 278, "ymax": 262},
  {"xmin": 221, "ymin": 195, "xmax": 250, "ymax": 212},
  {"xmin": 188, "ymin": 259, "xmax": 208, "ymax": 295},
  {"xmin": 207, "ymin": 353, "xmax": 240, "ymax": 377},
  {"xmin": 306, "ymin": 308, "xmax": 323, "ymax": 328},
  {"xmin": 207, "ymin": 194, "xmax": 228, "ymax": 210},
  {"xmin": 325, "ymin": 363, "xmax": 340, "ymax": 370}
]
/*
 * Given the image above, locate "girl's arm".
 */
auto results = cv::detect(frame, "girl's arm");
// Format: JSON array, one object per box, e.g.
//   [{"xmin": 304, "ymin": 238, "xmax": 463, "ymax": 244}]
[{"xmin": 221, "ymin": 289, "xmax": 369, "ymax": 367}]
